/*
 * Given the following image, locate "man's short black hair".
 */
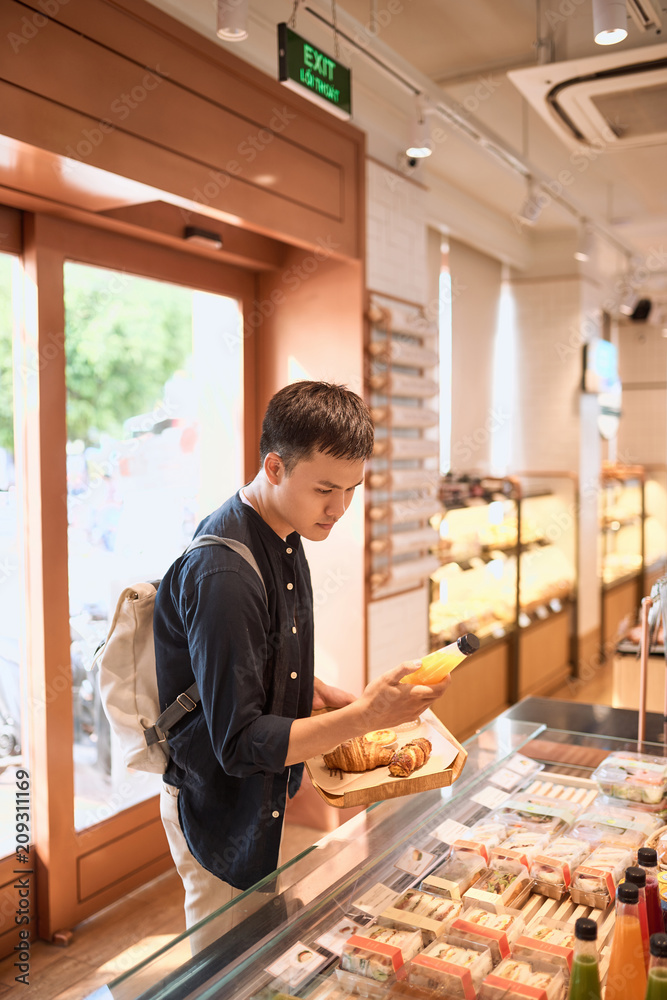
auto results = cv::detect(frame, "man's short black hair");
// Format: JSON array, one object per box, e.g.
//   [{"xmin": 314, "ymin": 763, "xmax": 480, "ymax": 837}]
[{"xmin": 260, "ymin": 381, "xmax": 374, "ymax": 473}]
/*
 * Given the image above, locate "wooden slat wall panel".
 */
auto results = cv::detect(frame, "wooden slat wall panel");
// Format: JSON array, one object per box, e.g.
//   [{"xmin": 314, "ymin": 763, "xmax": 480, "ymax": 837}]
[
  {"xmin": 2, "ymin": 0, "xmax": 363, "ymax": 257},
  {"xmin": 77, "ymin": 818, "xmax": 170, "ymax": 902}
]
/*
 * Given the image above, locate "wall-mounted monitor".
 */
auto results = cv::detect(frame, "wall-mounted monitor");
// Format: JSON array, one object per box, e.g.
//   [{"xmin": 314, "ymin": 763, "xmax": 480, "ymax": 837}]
[{"xmin": 582, "ymin": 338, "xmax": 619, "ymax": 394}]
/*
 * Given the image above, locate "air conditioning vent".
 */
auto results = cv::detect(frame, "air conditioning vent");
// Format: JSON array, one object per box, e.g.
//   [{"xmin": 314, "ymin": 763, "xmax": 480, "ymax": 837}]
[
  {"xmin": 509, "ymin": 43, "xmax": 667, "ymax": 149},
  {"xmin": 627, "ymin": 0, "xmax": 662, "ymax": 32}
]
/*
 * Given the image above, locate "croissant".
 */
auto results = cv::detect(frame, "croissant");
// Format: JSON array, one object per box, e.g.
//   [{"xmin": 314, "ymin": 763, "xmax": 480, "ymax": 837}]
[
  {"xmin": 388, "ymin": 738, "xmax": 432, "ymax": 777},
  {"xmin": 323, "ymin": 737, "xmax": 394, "ymax": 772}
]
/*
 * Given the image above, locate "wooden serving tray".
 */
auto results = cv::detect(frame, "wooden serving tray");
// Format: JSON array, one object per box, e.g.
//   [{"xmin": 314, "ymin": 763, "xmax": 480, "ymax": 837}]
[{"xmin": 304, "ymin": 710, "xmax": 468, "ymax": 808}]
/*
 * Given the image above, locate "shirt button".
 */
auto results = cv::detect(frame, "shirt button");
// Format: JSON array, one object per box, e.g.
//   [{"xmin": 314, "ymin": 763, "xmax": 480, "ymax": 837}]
[
  {"xmin": 286, "ymin": 547, "xmax": 293, "ymax": 554},
  {"xmin": 290, "ymin": 671, "xmax": 298, "ymax": 679},
  {"xmin": 287, "ymin": 582, "xmax": 293, "ymax": 590},
  {"xmin": 292, "ymin": 626, "xmax": 297, "ymax": 634},
  {"xmin": 272, "ymin": 810, "xmax": 280, "ymax": 819}
]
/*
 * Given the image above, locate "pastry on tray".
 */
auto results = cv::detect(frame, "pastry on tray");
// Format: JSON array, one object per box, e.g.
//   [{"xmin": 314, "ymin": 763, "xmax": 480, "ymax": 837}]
[
  {"xmin": 388, "ymin": 738, "xmax": 432, "ymax": 777},
  {"xmin": 323, "ymin": 736, "xmax": 394, "ymax": 773}
]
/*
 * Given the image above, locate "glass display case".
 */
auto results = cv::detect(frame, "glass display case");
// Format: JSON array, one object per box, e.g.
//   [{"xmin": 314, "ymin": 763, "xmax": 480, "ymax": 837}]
[
  {"xmin": 598, "ymin": 463, "xmax": 644, "ymax": 589},
  {"xmin": 92, "ymin": 712, "xmax": 666, "ymax": 1000},
  {"xmin": 428, "ymin": 477, "xmax": 520, "ymax": 650}
]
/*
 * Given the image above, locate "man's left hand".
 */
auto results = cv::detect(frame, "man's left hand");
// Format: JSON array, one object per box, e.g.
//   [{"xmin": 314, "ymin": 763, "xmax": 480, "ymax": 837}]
[{"xmin": 312, "ymin": 676, "xmax": 356, "ymax": 711}]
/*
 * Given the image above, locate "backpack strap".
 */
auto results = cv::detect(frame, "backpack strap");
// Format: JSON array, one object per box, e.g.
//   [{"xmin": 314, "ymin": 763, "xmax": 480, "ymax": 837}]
[{"xmin": 144, "ymin": 534, "xmax": 268, "ymax": 749}]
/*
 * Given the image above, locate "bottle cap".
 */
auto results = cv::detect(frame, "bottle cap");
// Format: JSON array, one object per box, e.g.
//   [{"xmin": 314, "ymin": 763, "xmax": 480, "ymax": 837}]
[
  {"xmin": 625, "ymin": 866, "xmax": 647, "ymax": 888},
  {"xmin": 457, "ymin": 633, "xmax": 480, "ymax": 656},
  {"xmin": 638, "ymin": 847, "xmax": 658, "ymax": 868},
  {"xmin": 574, "ymin": 917, "xmax": 598, "ymax": 941},
  {"xmin": 618, "ymin": 881, "xmax": 639, "ymax": 904},
  {"xmin": 650, "ymin": 933, "xmax": 667, "ymax": 958}
]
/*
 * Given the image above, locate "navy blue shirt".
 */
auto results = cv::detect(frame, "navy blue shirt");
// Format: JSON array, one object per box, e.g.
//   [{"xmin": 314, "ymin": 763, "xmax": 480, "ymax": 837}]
[{"xmin": 154, "ymin": 491, "xmax": 314, "ymax": 890}]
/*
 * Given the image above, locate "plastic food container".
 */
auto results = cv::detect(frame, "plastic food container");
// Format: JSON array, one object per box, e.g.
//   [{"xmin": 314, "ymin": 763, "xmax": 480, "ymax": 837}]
[
  {"xmin": 333, "ymin": 967, "xmax": 395, "ymax": 999},
  {"xmin": 379, "ymin": 889, "xmax": 462, "ymax": 942},
  {"xmin": 570, "ymin": 843, "xmax": 634, "ymax": 907},
  {"xmin": 480, "ymin": 957, "xmax": 565, "ymax": 1000},
  {"xmin": 340, "ymin": 926, "xmax": 422, "ymax": 982},
  {"xmin": 530, "ymin": 836, "xmax": 592, "ymax": 899},
  {"xmin": 450, "ymin": 906, "xmax": 524, "ymax": 962},
  {"xmin": 462, "ymin": 861, "xmax": 533, "ymax": 911},
  {"xmin": 571, "ymin": 802, "xmax": 661, "ymax": 850},
  {"xmin": 592, "ymin": 751, "xmax": 667, "ymax": 804},
  {"xmin": 490, "ymin": 797, "xmax": 576, "ymax": 839},
  {"xmin": 452, "ymin": 822, "xmax": 508, "ymax": 864},
  {"xmin": 512, "ymin": 918, "xmax": 578, "ymax": 971},
  {"xmin": 406, "ymin": 935, "xmax": 493, "ymax": 1000},
  {"xmin": 490, "ymin": 831, "xmax": 550, "ymax": 869},
  {"xmin": 420, "ymin": 851, "xmax": 486, "ymax": 901}
]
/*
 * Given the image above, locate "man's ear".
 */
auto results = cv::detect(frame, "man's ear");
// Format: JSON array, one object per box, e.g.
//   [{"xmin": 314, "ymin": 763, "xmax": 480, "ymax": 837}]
[{"xmin": 264, "ymin": 452, "xmax": 285, "ymax": 485}]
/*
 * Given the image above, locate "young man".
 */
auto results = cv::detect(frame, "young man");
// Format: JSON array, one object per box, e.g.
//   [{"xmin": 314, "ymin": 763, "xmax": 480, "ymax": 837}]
[{"xmin": 154, "ymin": 381, "xmax": 449, "ymax": 935}]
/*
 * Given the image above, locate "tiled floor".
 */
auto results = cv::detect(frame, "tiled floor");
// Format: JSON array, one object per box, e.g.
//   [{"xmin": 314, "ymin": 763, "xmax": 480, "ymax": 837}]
[{"xmin": 0, "ymin": 656, "xmax": 623, "ymax": 999}]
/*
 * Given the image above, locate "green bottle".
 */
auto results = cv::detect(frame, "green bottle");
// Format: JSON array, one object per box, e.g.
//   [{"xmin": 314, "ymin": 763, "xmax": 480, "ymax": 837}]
[
  {"xmin": 646, "ymin": 933, "xmax": 667, "ymax": 1000},
  {"xmin": 568, "ymin": 917, "xmax": 601, "ymax": 1000}
]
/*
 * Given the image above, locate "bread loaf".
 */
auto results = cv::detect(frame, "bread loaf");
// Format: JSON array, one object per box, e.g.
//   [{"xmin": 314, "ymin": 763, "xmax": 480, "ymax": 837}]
[
  {"xmin": 323, "ymin": 737, "xmax": 394, "ymax": 772},
  {"xmin": 388, "ymin": 738, "xmax": 432, "ymax": 777}
]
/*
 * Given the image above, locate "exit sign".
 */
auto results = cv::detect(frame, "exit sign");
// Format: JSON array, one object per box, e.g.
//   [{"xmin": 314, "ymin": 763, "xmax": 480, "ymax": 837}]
[{"xmin": 278, "ymin": 23, "xmax": 352, "ymax": 120}]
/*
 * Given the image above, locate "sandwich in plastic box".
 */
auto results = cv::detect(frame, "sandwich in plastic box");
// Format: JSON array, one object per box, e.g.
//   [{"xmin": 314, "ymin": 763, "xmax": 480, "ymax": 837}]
[
  {"xmin": 570, "ymin": 843, "xmax": 634, "ymax": 907},
  {"xmin": 530, "ymin": 836, "xmax": 592, "ymax": 899},
  {"xmin": 489, "ymin": 797, "xmax": 576, "ymax": 839},
  {"xmin": 449, "ymin": 905, "xmax": 524, "ymax": 963},
  {"xmin": 462, "ymin": 860, "xmax": 533, "ymax": 911},
  {"xmin": 490, "ymin": 831, "xmax": 551, "ymax": 869},
  {"xmin": 378, "ymin": 889, "xmax": 462, "ymax": 942},
  {"xmin": 479, "ymin": 957, "xmax": 565, "ymax": 1000},
  {"xmin": 420, "ymin": 851, "xmax": 486, "ymax": 901},
  {"xmin": 571, "ymin": 802, "xmax": 661, "ymax": 851},
  {"xmin": 340, "ymin": 925, "xmax": 422, "ymax": 982},
  {"xmin": 451, "ymin": 822, "xmax": 507, "ymax": 864},
  {"xmin": 592, "ymin": 751, "xmax": 667, "ymax": 805},
  {"xmin": 512, "ymin": 918, "xmax": 578, "ymax": 972},
  {"xmin": 405, "ymin": 934, "xmax": 493, "ymax": 1000}
]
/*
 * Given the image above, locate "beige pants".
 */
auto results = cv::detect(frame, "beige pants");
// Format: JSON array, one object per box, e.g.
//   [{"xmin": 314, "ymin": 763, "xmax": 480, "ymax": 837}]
[{"xmin": 160, "ymin": 782, "xmax": 282, "ymax": 954}]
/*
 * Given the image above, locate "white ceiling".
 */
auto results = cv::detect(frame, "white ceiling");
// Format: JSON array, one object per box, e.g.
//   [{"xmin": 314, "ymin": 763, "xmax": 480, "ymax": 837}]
[{"xmin": 148, "ymin": 0, "xmax": 667, "ymax": 304}]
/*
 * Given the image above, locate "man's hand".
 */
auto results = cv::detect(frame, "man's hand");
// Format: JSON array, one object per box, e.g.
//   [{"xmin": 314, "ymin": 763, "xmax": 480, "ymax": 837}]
[
  {"xmin": 354, "ymin": 661, "xmax": 451, "ymax": 732},
  {"xmin": 312, "ymin": 676, "xmax": 356, "ymax": 712}
]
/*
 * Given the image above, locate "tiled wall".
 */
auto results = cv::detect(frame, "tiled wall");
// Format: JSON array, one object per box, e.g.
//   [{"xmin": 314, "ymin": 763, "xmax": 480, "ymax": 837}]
[{"xmin": 366, "ymin": 160, "xmax": 429, "ymax": 305}]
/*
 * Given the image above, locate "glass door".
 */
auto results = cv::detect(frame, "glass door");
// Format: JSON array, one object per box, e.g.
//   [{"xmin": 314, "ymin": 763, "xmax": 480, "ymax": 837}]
[
  {"xmin": 63, "ymin": 263, "xmax": 244, "ymax": 831},
  {"xmin": 18, "ymin": 215, "xmax": 256, "ymax": 940}
]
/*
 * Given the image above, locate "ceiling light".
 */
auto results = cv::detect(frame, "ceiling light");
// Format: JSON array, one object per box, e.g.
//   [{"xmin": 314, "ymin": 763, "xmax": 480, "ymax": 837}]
[
  {"xmin": 216, "ymin": 0, "xmax": 248, "ymax": 41},
  {"xmin": 516, "ymin": 179, "xmax": 543, "ymax": 226},
  {"xmin": 592, "ymin": 0, "xmax": 628, "ymax": 44},
  {"xmin": 406, "ymin": 103, "xmax": 432, "ymax": 158},
  {"xmin": 574, "ymin": 222, "xmax": 595, "ymax": 262}
]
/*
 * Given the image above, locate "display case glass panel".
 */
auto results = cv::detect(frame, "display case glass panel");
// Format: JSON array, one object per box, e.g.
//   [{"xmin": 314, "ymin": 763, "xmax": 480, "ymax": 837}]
[{"xmin": 599, "ymin": 465, "xmax": 644, "ymax": 588}]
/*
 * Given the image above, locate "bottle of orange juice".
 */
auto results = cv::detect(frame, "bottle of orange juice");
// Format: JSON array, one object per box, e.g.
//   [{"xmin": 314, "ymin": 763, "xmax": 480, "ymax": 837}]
[
  {"xmin": 401, "ymin": 633, "xmax": 480, "ymax": 685},
  {"xmin": 605, "ymin": 881, "xmax": 647, "ymax": 1000}
]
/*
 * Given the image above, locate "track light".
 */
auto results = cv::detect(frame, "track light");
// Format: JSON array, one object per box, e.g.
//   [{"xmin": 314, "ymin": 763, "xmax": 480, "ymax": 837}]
[
  {"xmin": 619, "ymin": 286, "xmax": 638, "ymax": 316},
  {"xmin": 574, "ymin": 222, "xmax": 595, "ymax": 262},
  {"xmin": 216, "ymin": 0, "xmax": 248, "ymax": 41},
  {"xmin": 516, "ymin": 179, "xmax": 543, "ymax": 226},
  {"xmin": 593, "ymin": 0, "xmax": 628, "ymax": 45},
  {"xmin": 406, "ymin": 102, "xmax": 432, "ymax": 158}
]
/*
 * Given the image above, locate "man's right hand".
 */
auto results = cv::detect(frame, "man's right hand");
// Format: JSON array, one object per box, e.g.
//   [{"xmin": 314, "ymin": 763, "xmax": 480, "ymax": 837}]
[{"xmin": 354, "ymin": 662, "xmax": 451, "ymax": 732}]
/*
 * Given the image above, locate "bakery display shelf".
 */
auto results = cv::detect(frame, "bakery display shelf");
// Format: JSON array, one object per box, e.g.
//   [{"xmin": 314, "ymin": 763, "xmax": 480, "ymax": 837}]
[{"xmin": 601, "ymin": 568, "xmax": 642, "ymax": 591}]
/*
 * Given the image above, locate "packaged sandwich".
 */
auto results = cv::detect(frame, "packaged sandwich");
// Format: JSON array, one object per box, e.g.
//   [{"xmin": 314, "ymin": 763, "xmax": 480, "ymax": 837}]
[
  {"xmin": 571, "ymin": 801, "xmax": 661, "ymax": 850},
  {"xmin": 512, "ymin": 918, "xmax": 577, "ymax": 971},
  {"xmin": 420, "ymin": 851, "xmax": 486, "ymax": 900},
  {"xmin": 490, "ymin": 797, "xmax": 575, "ymax": 839},
  {"xmin": 480, "ymin": 957, "xmax": 565, "ymax": 1000},
  {"xmin": 450, "ymin": 906, "xmax": 524, "ymax": 962},
  {"xmin": 451, "ymin": 822, "xmax": 507, "ymax": 864},
  {"xmin": 490, "ymin": 831, "xmax": 550, "ymax": 869},
  {"xmin": 379, "ymin": 889, "xmax": 461, "ymax": 941},
  {"xmin": 530, "ymin": 836, "xmax": 592, "ymax": 897},
  {"xmin": 592, "ymin": 751, "xmax": 667, "ymax": 804},
  {"xmin": 406, "ymin": 935, "xmax": 493, "ymax": 1000},
  {"xmin": 340, "ymin": 925, "xmax": 422, "ymax": 982},
  {"xmin": 570, "ymin": 843, "xmax": 634, "ymax": 907},
  {"xmin": 462, "ymin": 860, "xmax": 533, "ymax": 911}
]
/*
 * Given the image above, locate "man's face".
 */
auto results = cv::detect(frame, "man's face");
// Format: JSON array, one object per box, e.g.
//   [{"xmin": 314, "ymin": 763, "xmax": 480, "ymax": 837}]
[{"xmin": 270, "ymin": 449, "xmax": 366, "ymax": 541}]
